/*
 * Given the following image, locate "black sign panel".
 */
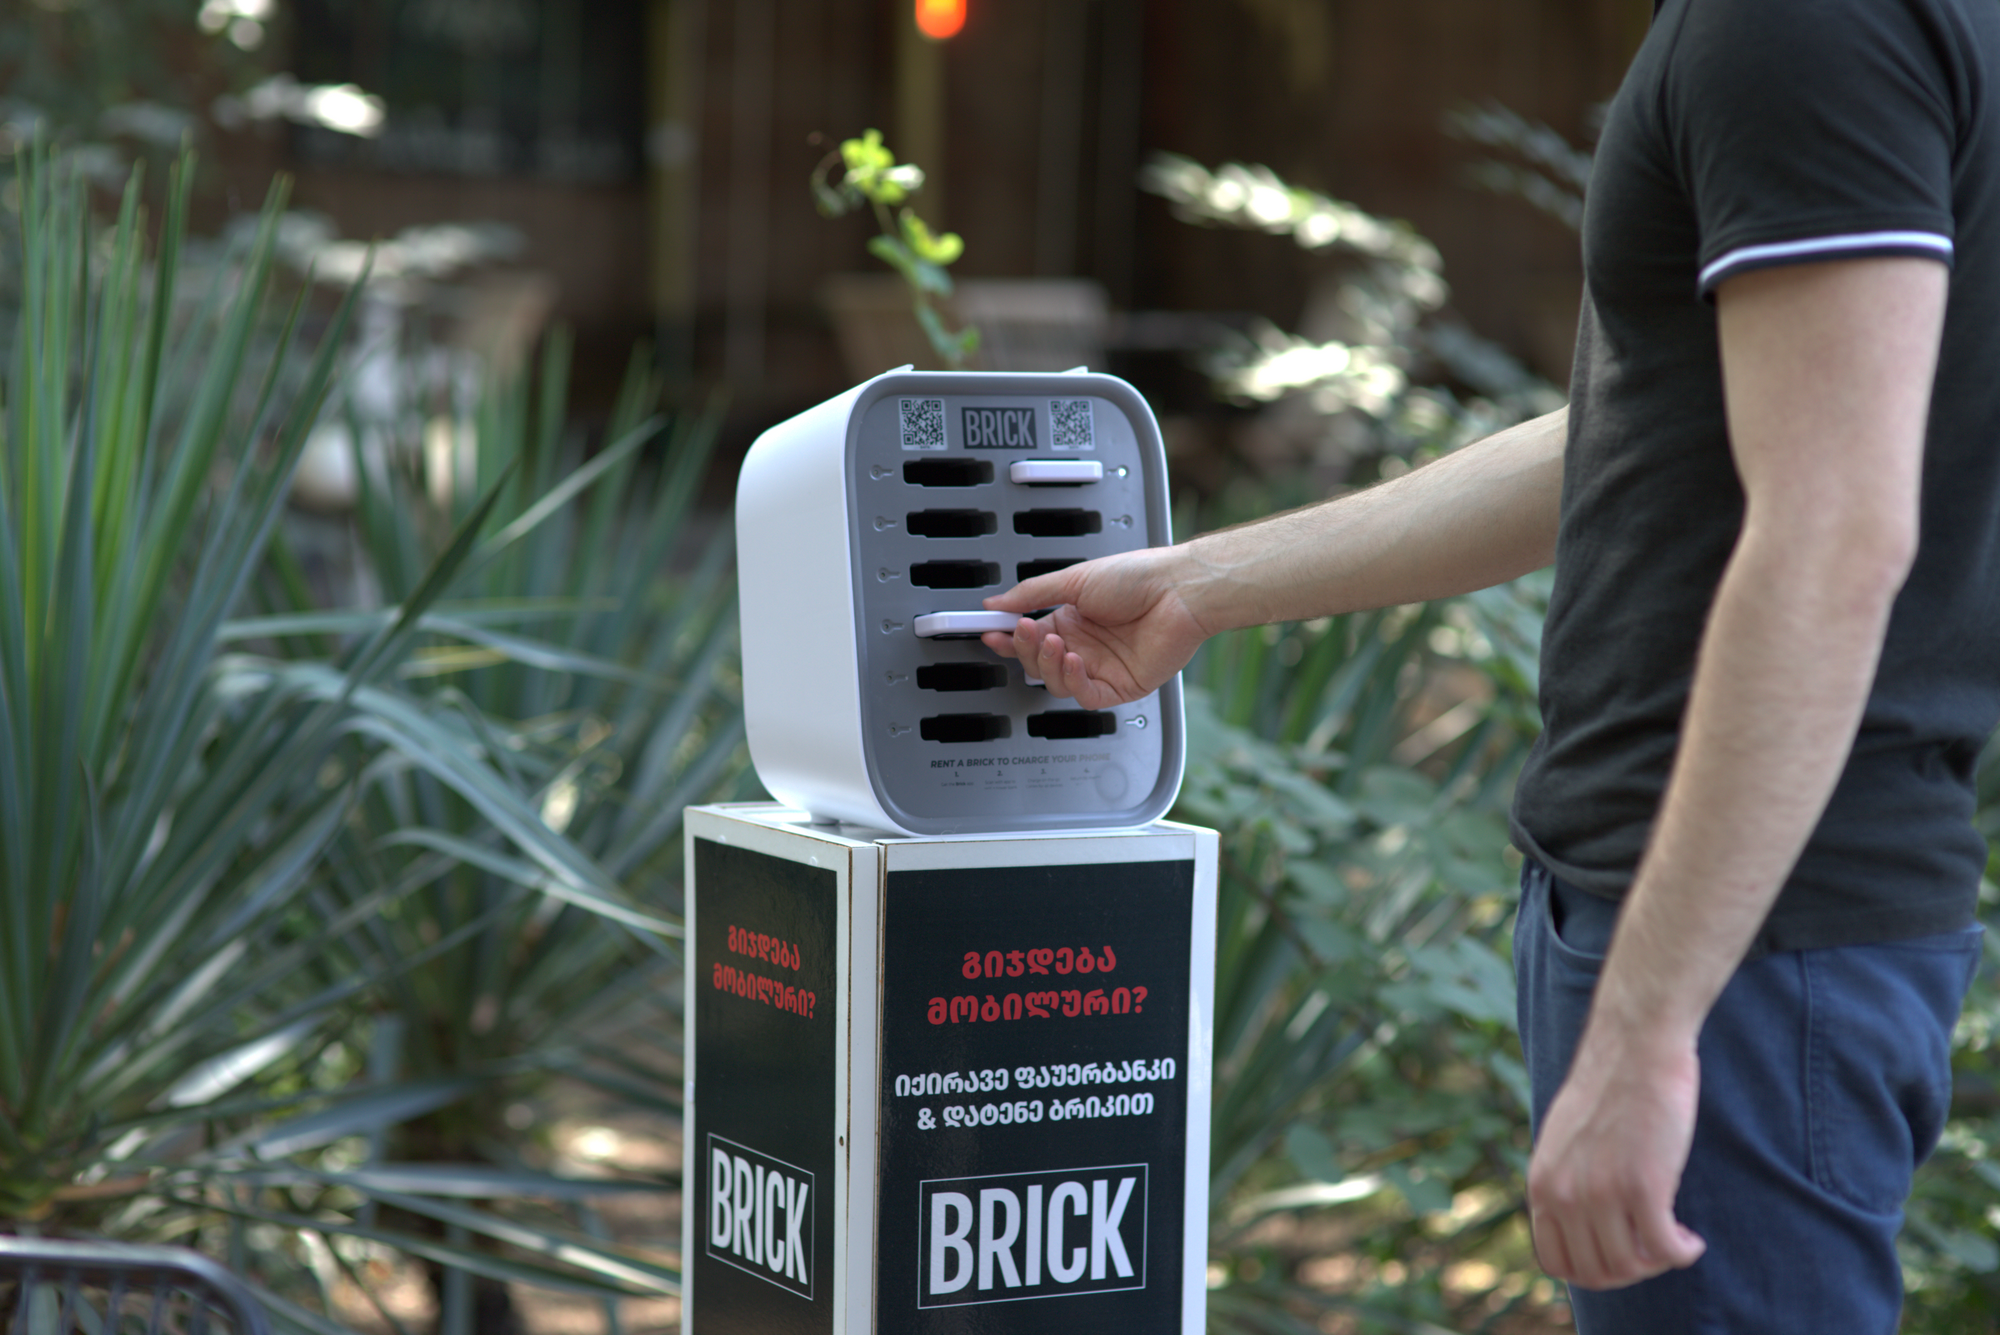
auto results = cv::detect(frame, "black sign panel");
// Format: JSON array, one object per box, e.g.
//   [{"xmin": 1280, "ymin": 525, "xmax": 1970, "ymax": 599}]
[
  {"xmin": 692, "ymin": 839, "xmax": 838, "ymax": 1335},
  {"xmin": 960, "ymin": 406, "xmax": 1038, "ymax": 449},
  {"xmin": 877, "ymin": 859, "xmax": 1194, "ymax": 1334}
]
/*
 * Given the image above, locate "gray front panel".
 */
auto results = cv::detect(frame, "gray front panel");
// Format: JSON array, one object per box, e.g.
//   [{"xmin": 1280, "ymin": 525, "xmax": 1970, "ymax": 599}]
[{"xmin": 849, "ymin": 391, "xmax": 1166, "ymax": 828}]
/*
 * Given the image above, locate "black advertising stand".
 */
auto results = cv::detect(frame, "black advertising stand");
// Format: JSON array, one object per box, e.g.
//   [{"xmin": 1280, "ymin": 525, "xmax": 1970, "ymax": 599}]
[{"xmin": 683, "ymin": 803, "xmax": 1217, "ymax": 1335}]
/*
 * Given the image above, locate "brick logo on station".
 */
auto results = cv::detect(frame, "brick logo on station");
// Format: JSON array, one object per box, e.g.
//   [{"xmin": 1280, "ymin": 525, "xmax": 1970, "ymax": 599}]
[
  {"xmin": 707, "ymin": 1134, "xmax": 815, "ymax": 1299},
  {"xmin": 961, "ymin": 406, "xmax": 1038, "ymax": 449},
  {"xmin": 917, "ymin": 1163, "xmax": 1147, "ymax": 1308}
]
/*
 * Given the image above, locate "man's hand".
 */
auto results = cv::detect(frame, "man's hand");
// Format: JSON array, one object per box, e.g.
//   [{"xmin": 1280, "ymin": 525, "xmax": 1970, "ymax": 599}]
[
  {"xmin": 978, "ymin": 548, "xmax": 1209, "ymax": 707},
  {"xmin": 1528, "ymin": 1027, "xmax": 1706, "ymax": 1289}
]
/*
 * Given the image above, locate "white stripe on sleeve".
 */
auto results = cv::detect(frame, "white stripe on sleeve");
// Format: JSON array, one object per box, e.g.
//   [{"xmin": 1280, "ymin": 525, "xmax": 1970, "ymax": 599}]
[{"xmin": 1698, "ymin": 231, "xmax": 1954, "ymax": 290}]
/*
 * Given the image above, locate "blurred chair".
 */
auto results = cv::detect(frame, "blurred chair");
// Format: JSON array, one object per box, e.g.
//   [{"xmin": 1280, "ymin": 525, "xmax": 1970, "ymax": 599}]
[
  {"xmin": 821, "ymin": 274, "xmax": 1109, "ymax": 377},
  {"xmin": 0, "ymin": 1236, "xmax": 272, "ymax": 1335}
]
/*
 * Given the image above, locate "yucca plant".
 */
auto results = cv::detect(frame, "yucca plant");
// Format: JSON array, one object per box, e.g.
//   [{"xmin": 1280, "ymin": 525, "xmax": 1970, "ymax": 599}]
[
  {"xmin": 213, "ymin": 325, "xmax": 750, "ymax": 1332},
  {"xmin": 0, "ymin": 147, "xmax": 700, "ymax": 1331},
  {"xmin": 0, "ymin": 145, "xmax": 379, "ymax": 1228}
]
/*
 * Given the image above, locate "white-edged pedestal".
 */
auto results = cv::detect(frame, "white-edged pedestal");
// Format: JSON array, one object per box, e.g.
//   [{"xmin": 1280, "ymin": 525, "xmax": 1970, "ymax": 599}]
[{"xmin": 683, "ymin": 802, "xmax": 1217, "ymax": 1334}]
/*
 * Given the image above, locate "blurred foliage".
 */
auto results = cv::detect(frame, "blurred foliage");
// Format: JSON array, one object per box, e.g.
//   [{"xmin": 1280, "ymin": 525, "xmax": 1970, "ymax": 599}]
[
  {"xmin": 811, "ymin": 128, "xmax": 980, "ymax": 367},
  {"xmin": 1140, "ymin": 152, "xmax": 1563, "ymax": 490},
  {"xmin": 1146, "ymin": 152, "xmax": 1560, "ymax": 1331},
  {"xmin": 0, "ymin": 146, "xmax": 743, "ymax": 1332},
  {"xmin": 0, "ymin": 0, "xmax": 272, "ymax": 151},
  {"xmin": 1444, "ymin": 103, "xmax": 1592, "ymax": 235},
  {"xmin": 1904, "ymin": 765, "xmax": 2000, "ymax": 1326},
  {"xmin": 1179, "ymin": 551, "xmax": 1559, "ymax": 1333}
]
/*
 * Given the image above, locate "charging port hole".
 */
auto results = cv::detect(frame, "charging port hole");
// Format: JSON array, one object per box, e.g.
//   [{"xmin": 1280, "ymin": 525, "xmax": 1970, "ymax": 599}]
[
  {"xmin": 1026, "ymin": 711, "xmax": 1117, "ymax": 739},
  {"xmin": 1014, "ymin": 509, "xmax": 1102, "ymax": 538},
  {"xmin": 1017, "ymin": 558, "xmax": 1082, "ymax": 582},
  {"xmin": 917, "ymin": 663, "xmax": 1008, "ymax": 692},
  {"xmin": 908, "ymin": 509, "xmax": 999, "ymax": 538},
  {"xmin": 920, "ymin": 713, "xmax": 1013, "ymax": 743},
  {"xmin": 904, "ymin": 458, "xmax": 993, "ymax": 487},
  {"xmin": 911, "ymin": 560, "xmax": 1001, "ymax": 590}
]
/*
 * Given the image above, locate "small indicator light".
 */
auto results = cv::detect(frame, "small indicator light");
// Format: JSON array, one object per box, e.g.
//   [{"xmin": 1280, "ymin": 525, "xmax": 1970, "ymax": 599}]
[{"xmin": 915, "ymin": 0, "xmax": 965, "ymax": 40}]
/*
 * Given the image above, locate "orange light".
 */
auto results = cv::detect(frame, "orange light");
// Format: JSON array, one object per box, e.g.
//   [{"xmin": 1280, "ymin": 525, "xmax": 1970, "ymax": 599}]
[{"xmin": 915, "ymin": 0, "xmax": 965, "ymax": 40}]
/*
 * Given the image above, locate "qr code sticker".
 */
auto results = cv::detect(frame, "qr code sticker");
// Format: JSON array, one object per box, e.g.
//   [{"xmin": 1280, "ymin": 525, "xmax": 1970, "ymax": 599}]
[
  {"xmin": 899, "ymin": 397, "xmax": 947, "ymax": 451},
  {"xmin": 1049, "ymin": 398, "xmax": 1095, "ymax": 451}
]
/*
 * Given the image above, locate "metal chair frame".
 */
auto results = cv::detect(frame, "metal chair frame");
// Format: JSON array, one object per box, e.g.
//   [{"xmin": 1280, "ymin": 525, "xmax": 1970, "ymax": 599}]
[{"xmin": 0, "ymin": 1235, "xmax": 272, "ymax": 1335}]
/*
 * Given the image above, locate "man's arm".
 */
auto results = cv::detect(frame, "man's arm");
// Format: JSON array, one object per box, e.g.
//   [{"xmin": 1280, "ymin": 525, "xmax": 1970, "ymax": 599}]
[
  {"xmin": 980, "ymin": 406, "xmax": 1568, "ymax": 706},
  {"xmin": 1526, "ymin": 255, "xmax": 1945, "ymax": 1290}
]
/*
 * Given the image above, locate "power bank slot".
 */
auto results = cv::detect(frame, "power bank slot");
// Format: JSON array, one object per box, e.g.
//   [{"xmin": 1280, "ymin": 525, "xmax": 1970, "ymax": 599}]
[
  {"xmin": 908, "ymin": 509, "xmax": 998, "ymax": 538},
  {"xmin": 1017, "ymin": 558, "xmax": 1082, "ymax": 582},
  {"xmin": 1026, "ymin": 711, "xmax": 1117, "ymax": 740},
  {"xmin": 911, "ymin": 560, "xmax": 1001, "ymax": 590},
  {"xmin": 1014, "ymin": 509, "xmax": 1101, "ymax": 538},
  {"xmin": 920, "ymin": 713, "xmax": 1013, "ymax": 743},
  {"xmin": 904, "ymin": 458, "xmax": 993, "ymax": 487},
  {"xmin": 916, "ymin": 663, "xmax": 1008, "ymax": 692}
]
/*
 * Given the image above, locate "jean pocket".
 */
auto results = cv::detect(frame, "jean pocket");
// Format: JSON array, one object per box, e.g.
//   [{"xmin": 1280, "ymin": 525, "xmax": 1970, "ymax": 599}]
[
  {"xmin": 1543, "ymin": 872, "xmax": 1615, "ymax": 972},
  {"xmin": 1805, "ymin": 929, "xmax": 1983, "ymax": 1214}
]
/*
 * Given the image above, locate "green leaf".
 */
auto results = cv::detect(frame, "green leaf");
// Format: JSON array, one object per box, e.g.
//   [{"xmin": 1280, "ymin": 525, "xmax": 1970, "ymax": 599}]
[
  {"xmin": 1381, "ymin": 1160, "xmax": 1453, "ymax": 1217},
  {"xmin": 1282, "ymin": 1123, "xmax": 1342, "ymax": 1184},
  {"xmin": 245, "ymin": 1077, "xmax": 482, "ymax": 1160},
  {"xmin": 899, "ymin": 209, "xmax": 964, "ymax": 265},
  {"xmin": 374, "ymin": 827, "xmax": 680, "ymax": 939},
  {"xmin": 841, "ymin": 128, "xmax": 892, "ymax": 176}
]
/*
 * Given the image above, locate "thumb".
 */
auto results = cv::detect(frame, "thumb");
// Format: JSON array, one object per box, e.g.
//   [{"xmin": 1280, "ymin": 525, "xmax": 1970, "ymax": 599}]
[{"xmin": 1636, "ymin": 1214, "xmax": 1706, "ymax": 1270}]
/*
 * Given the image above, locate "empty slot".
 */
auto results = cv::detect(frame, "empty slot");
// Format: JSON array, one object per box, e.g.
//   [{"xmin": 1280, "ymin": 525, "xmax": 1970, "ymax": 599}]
[
  {"xmin": 1026, "ymin": 711, "xmax": 1117, "ymax": 740},
  {"xmin": 917, "ymin": 663, "xmax": 1008, "ymax": 692},
  {"xmin": 911, "ymin": 560, "xmax": 1001, "ymax": 590},
  {"xmin": 908, "ymin": 509, "xmax": 999, "ymax": 538},
  {"xmin": 904, "ymin": 458, "xmax": 993, "ymax": 487},
  {"xmin": 1014, "ymin": 509, "xmax": 1102, "ymax": 538},
  {"xmin": 920, "ymin": 713, "xmax": 1013, "ymax": 743},
  {"xmin": 1017, "ymin": 557, "xmax": 1083, "ymax": 582}
]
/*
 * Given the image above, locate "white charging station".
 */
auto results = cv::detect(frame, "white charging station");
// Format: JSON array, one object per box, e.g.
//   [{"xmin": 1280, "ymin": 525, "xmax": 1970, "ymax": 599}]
[
  {"xmin": 683, "ymin": 804, "xmax": 1217, "ymax": 1335},
  {"xmin": 701, "ymin": 370, "xmax": 1215, "ymax": 1333},
  {"xmin": 735, "ymin": 368, "xmax": 1184, "ymax": 836}
]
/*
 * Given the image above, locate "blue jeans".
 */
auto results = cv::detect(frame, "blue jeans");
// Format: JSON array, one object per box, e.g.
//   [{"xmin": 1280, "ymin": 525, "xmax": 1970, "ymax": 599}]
[{"xmin": 1514, "ymin": 861, "xmax": 1983, "ymax": 1334}]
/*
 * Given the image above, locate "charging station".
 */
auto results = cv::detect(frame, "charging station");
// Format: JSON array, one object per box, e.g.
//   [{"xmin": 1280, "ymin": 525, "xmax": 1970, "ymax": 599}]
[
  {"xmin": 735, "ymin": 367, "xmax": 1184, "ymax": 836},
  {"xmin": 683, "ymin": 804, "xmax": 1216, "ymax": 1335},
  {"xmin": 699, "ymin": 371, "xmax": 1216, "ymax": 1332}
]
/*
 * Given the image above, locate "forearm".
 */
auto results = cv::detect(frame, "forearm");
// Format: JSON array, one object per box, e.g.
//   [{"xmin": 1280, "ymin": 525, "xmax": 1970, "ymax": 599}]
[
  {"xmin": 1174, "ymin": 406, "xmax": 1566, "ymax": 633},
  {"xmin": 1585, "ymin": 516, "xmax": 1910, "ymax": 1049}
]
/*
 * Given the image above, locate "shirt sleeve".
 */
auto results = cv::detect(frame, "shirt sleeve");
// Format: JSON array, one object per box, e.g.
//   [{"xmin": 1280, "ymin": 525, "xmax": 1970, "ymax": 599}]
[{"xmin": 1664, "ymin": 0, "xmax": 1960, "ymax": 299}]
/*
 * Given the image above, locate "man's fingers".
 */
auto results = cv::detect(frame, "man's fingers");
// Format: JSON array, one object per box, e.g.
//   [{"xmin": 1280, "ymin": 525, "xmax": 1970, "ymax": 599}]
[
  {"xmin": 979, "ymin": 619, "xmax": 1103, "ymax": 701},
  {"xmin": 1531, "ymin": 1211, "xmax": 1576, "ymax": 1289},
  {"xmin": 980, "ymin": 629, "xmax": 1021, "ymax": 661},
  {"xmin": 1036, "ymin": 631, "xmax": 1079, "ymax": 698},
  {"xmin": 1549, "ymin": 1211, "xmax": 1612, "ymax": 1290},
  {"xmin": 1534, "ymin": 1195, "xmax": 1703, "ymax": 1291}
]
